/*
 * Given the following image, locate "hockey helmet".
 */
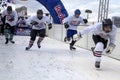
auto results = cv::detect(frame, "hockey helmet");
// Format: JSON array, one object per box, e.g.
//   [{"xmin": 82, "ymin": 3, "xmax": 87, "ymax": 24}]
[
  {"xmin": 102, "ymin": 19, "xmax": 113, "ymax": 33},
  {"xmin": 7, "ymin": 6, "xmax": 12, "ymax": 14},
  {"xmin": 74, "ymin": 9, "xmax": 81, "ymax": 15}
]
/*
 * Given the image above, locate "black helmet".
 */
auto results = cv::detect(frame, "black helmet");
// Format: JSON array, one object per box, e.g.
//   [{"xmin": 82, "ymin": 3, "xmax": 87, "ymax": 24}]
[
  {"xmin": 7, "ymin": 6, "xmax": 12, "ymax": 11},
  {"xmin": 102, "ymin": 19, "xmax": 113, "ymax": 32},
  {"xmin": 37, "ymin": 9, "xmax": 43, "ymax": 14},
  {"xmin": 37, "ymin": 9, "xmax": 43, "ymax": 20}
]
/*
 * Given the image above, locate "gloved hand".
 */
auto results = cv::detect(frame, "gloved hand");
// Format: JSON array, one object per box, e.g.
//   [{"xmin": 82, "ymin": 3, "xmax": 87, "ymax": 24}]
[
  {"xmin": 9, "ymin": 15, "xmax": 15, "ymax": 22},
  {"xmin": 106, "ymin": 43, "xmax": 116, "ymax": 54},
  {"xmin": 73, "ymin": 32, "xmax": 82, "ymax": 41},
  {"xmin": 48, "ymin": 23, "xmax": 52, "ymax": 30},
  {"xmin": 31, "ymin": 21, "xmax": 39, "ymax": 25},
  {"xmin": 64, "ymin": 23, "xmax": 69, "ymax": 28},
  {"xmin": 9, "ymin": 18, "xmax": 14, "ymax": 22},
  {"xmin": 22, "ymin": 22, "xmax": 26, "ymax": 25},
  {"xmin": 83, "ymin": 19, "xmax": 88, "ymax": 24}
]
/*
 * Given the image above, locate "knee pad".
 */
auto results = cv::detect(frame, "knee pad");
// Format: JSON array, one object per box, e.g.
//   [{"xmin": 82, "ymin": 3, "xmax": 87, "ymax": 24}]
[
  {"xmin": 94, "ymin": 42, "xmax": 104, "ymax": 52},
  {"xmin": 37, "ymin": 37, "xmax": 44, "ymax": 43}
]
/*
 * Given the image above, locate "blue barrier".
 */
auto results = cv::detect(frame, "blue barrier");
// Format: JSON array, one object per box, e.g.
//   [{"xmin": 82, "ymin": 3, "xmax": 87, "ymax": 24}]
[{"xmin": 36, "ymin": 0, "xmax": 68, "ymax": 24}]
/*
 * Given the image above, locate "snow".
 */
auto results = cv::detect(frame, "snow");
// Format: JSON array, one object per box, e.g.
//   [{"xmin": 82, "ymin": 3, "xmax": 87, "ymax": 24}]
[{"xmin": 0, "ymin": 36, "xmax": 120, "ymax": 80}]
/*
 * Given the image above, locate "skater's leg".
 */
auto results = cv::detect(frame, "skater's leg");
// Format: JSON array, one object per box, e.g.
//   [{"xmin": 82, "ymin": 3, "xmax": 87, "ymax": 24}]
[
  {"xmin": 26, "ymin": 30, "xmax": 37, "ymax": 50},
  {"xmin": 4, "ymin": 24, "xmax": 10, "ymax": 44},
  {"xmin": 94, "ymin": 42, "xmax": 104, "ymax": 68},
  {"xmin": 37, "ymin": 29, "xmax": 45, "ymax": 48},
  {"xmin": 69, "ymin": 30, "xmax": 77, "ymax": 50},
  {"xmin": 1, "ymin": 25, "xmax": 4, "ymax": 35},
  {"xmin": 70, "ymin": 40, "xmax": 76, "ymax": 50},
  {"xmin": 9, "ymin": 26, "xmax": 15, "ymax": 43}
]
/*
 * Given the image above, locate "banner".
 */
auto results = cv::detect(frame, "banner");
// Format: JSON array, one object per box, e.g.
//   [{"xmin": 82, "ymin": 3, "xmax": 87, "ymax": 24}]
[{"xmin": 36, "ymin": 0, "xmax": 68, "ymax": 24}]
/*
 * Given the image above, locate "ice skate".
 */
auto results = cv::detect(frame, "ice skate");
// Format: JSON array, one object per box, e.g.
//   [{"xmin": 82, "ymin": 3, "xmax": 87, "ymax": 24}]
[
  {"xmin": 64, "ymin": 37, "xmax": 67, "ymax": 42},
  {"xmin": 25, "ymin": 45, "xmax": 32, "ymax": 50},
  {"xmin": 70, "ymin": 45, "xmax": 76, "ymax": 50},
  {"xmin": 5, "ymin": 38, "xmax": 9, "ymax": 44},
  {"xmin": 37, "ymin": 44, "xmax": 41, "ymax": 48},
  {"xmin": 10, "ymin": 40, "xmax": 15, "ymax": 44},
  {"xmin": 95, "ymin": 61, "xmax": 100, "ymax": 68}
]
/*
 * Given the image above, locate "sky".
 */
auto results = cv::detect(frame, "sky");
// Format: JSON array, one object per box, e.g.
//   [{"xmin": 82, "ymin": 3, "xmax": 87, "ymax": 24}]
[{"xmin": 15, "ymin": 0, "xmax": 120, "ymax": 22}]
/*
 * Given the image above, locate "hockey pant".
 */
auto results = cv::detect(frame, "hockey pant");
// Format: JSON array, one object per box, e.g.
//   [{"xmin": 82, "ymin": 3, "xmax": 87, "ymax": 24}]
[
  {"xmin": 4, "ymin": 23, "xmax": 15, "ymax": 41},
  {"xmin": 28, "ymin": 29, "xmax": 46, "ymax": 47}
]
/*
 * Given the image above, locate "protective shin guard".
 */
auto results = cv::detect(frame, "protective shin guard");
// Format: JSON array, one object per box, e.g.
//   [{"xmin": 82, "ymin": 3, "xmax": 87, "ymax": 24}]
[
  {"xmin": 94, "ymin": 51, "xmax": 102, "ymax": 68},
  {"xmin": 94, "ymin": 42, "xmax": 104, "ymax": 61},
  {"xmin": 94, "ymin": 42, "xmax": 104, "ymax": 68},
  {"xmin": 37, "ymin": 37, "xmax": 44, "ymax": 48}
]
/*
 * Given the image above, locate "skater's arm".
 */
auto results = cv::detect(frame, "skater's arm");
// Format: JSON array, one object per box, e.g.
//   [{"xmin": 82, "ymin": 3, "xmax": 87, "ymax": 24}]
[
  {"xmin": 80, "ymin": 24, "xmax": 96, "ymax": 35},
  {"xmin": 109, "ymin": 25, "xmax": 117, "ymax": 45},
  {"xmin": 14, "ymin": 11, "xmax": 18, "ymax": 23}
]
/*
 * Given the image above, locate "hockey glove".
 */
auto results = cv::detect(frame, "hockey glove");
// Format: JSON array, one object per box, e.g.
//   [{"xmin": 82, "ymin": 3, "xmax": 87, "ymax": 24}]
[
  {"xmin": 48, "ymin": 23, "xmax": 52, "ymax": 30},
  {"xmin": 9, "ymin": 18, "xmax": 14, "ymax": 22},
  {"xmin": 22, "ymin": 21, "xmax": 26, "ymax": 25},
  {"xmin": 83, "ymin": 19, "xmax": 88, "ymax": 24},
  {"xmin": 9, "ymin": 15, "xmax": 15, "ymax": 22},
  {"xmin": 106, "ymin": 43, "xmax": 116, "ymax": 54},
  {"xmin": 73, "ymin": 32, "xmax": 82, "ymax": 41},
  {"xmin": 31, "ymin": 21, "xmax": 39, "ymax": 25},
  {"xmin": 64, "ymin": 23, "xmax": 69, "ymax": 28}
]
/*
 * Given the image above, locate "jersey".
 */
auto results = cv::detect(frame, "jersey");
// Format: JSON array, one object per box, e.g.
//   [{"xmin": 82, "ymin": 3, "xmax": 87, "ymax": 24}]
[
  {"xmin": 80, "ymin": 23, "xmax": 117, "ymax": 45},
  {"xmin": 26, "ymin": 16, "xmax": 51, "ymax": 30},
  {"xmin": 63, "ymin": 15, "xmax": 85, "ymax": 30},
  {"xmin": 2, "ymin": 10, "xmax": 18, "ymax": 26}
]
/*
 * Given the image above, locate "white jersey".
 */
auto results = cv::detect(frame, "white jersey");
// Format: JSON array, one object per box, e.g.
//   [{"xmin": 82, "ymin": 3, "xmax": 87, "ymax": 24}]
[
  {"xmin": 80, "ymin": 23, "xmax": 117, "ymax": 45},
  {"xmin": 2, "ymin": 10, "xmax": 18, "ymax": 26},
  {"xmin": 26, "ymin": 16, "xmax": 51, "ymax": 30},
  {"xmin": 63, "ymin": 15, "xmax": 84, "ymax": 30}
]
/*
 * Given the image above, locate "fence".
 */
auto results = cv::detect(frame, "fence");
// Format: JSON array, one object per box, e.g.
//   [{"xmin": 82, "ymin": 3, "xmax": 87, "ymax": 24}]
[{"xmin": 46, "ymin": 24, "xmax": 120, "ymax": 60}]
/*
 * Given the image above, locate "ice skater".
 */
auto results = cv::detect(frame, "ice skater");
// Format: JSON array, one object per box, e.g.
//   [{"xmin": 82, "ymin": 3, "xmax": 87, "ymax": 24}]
[
  {"xmin": 73, "ymin": 19, "xmax": 117, "ymax": 68},
  {"xmin": 25, "ymin": 9, "xmax": 52, "ymax": 50},
  {"xmin": 2, "ymin": 6, "xmax": 18, "ymax": 44},
  {"xmin": 63, "ymin": 9, "xmax": 88, "ymax": 50}
]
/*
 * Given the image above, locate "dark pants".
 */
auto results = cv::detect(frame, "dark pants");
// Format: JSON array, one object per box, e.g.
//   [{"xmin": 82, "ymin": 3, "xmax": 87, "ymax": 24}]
[
  {"xmin": 4, "ymin": 23, "xmax": 16, "ymax": 40},
  {"xmin": 0, "ymin": 24, "xmax": 4, "ymax": 35},
  {"xmin": 92, "ymin": 35, "xmax": 108, "ymax": 49},
  {"xmin": 5, "ymin": 23, "xmax": 16, "ymax": 34},
  {"xmin": 30, "ymin": 29, "xmax": 46, "ymax": 41}
]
